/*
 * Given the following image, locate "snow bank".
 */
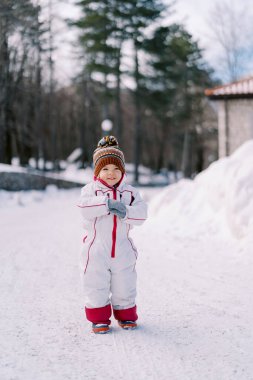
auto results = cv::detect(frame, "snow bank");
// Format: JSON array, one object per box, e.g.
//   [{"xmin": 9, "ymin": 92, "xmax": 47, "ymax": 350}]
[
  {"xmin": 0, "ymin": 186, "xmax": 79, "ymax": 208},
  {"xmin": 149, "ymin": 140, "xmax": 253, "ymax": 239},
  {"xmin": 0, "ymin": 163, "xmax": 26, "ymax": 173},
  {"xmin": 61, "ymin": 165, "xmax": 92, "ymax": 184}
]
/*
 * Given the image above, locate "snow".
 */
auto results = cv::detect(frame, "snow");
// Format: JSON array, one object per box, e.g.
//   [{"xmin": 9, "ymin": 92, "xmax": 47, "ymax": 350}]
[
  {"xmin": 0, "ymin": 163, "xmax": 26, "ymax": 173},
  {"xmin": 60, "ymin": 165, "xmax": 93, "ymax": 184},
  {"xmin": 61, "ymin": 163, "xmax": 171, "ymax": 186},
  {"xmin": 1, "ymin": 162, "xmax": 170, "ymax": 186},
  {"xmin": 66, "ymin": 148, "xmax": 83, "ymax": 164},
  {"xmin": 0, "ymin": 141, "xmax": 253, "ymax": 379},
  {"xmin": 149, "ymin": 140, "xmax": 253, "ymax": 240}
]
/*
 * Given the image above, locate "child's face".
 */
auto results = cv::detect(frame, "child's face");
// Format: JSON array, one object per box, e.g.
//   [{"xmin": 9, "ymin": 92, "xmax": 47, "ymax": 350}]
[{"xmin": 98, "ymin": 164, "xmax": 122, "ymax": 186}]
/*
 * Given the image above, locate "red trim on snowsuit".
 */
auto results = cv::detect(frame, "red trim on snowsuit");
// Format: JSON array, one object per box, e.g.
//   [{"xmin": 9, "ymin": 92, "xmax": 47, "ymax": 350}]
[
  {"xmin": 113, "ymin": 306, "xmax": 138, "ymax": 322},
  {"xmin": 95, "ymin": 176, "xmax": 122, "ymax": 259},
  {"xmin": 127, "ymin": 217, "xmax": 146, "ymax": 221},
  {"xmin": 77, "ymin": 203, "xmax": 106, "ymax": 208},
  {"xmin": 84, "ymin": 218, "xmax": 97, "ymax": 274},
  {"xmin": 85, "ymin": 304, "xmax": 112, "ymax": 325},
  {"xmin": 127, "ymin": 224, "xmax": 137, "ymax": 259},
  {"xmin": 94, "ymin": 173, "xmax": 124, "ymax": 189},
  {"xmin": 111, "ymin": 188, "xmax": 117, "ymax": 258}
]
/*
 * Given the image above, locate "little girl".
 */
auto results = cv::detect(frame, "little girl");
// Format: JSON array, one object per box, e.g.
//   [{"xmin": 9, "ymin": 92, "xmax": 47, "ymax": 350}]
[{"xmin": 78, "ymin": 135, "xmax": 147, "ymax": 334}]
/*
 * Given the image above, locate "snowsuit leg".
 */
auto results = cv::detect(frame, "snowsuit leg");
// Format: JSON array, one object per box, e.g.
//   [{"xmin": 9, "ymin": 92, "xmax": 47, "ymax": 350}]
[
  {"xmin": 113, "ymin": 305, "xmax": 138, "ymax": 322},
  {"xmin": 85, "ymin": 304, "xmax": 112, "ymax": 325},
  {"xmin": 82, "ymin": 243, "xmax": 112, "ymax": 324},
  {"xmin": 111, "ymin": 260, "xmax": 138, "ymax": 321}
]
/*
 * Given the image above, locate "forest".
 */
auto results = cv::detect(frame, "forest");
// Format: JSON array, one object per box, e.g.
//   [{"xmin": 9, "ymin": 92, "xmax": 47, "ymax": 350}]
[{"xmin": 0, "ymin": 0, "xmax": 217, "ymax": 181}]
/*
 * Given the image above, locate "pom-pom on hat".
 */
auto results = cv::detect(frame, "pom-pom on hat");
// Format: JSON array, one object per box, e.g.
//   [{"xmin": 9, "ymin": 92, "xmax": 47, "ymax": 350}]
[{"xmin": 93, "ymin": 135, "xmax": 125, "ymax": 177}]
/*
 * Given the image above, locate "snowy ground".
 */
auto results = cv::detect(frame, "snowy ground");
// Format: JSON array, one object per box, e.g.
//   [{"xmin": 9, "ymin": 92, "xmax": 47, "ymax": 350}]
[{"xmin": 0, "ymin": 142, "xmax": 253, "ymax": 380}]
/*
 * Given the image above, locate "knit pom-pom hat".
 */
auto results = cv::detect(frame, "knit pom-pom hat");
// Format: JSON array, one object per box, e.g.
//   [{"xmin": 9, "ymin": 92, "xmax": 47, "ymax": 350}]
[{"xmin": 93, "ymin": 135, "xmax": 125, "ymax": 177}]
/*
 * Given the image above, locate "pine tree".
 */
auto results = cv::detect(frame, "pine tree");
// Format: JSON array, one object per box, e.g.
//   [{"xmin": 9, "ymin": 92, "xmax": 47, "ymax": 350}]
[
  {"xmin": 117, "ymin": 0, "xmax": 166, "ymax": 182},
  {"xmin": 74, "ymin": 1, "xmax": 120, "ymax": 119},
  {"xmin": 142, "ymin": 24, "xmax": 213, "ymax": 174},
  {"xmin": 73, "ymin": 0, "xmax": 167, "ymax": 181}
]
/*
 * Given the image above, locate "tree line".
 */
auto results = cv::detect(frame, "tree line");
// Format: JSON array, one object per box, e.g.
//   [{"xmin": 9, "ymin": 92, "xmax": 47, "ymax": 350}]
[{"xmin": 0, "ymin": 0, "xmax": 215, "ymax": 180}]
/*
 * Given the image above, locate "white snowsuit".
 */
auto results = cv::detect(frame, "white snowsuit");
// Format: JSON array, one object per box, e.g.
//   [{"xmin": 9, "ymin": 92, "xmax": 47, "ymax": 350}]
[{"xmin": 78, "ymin": 176, "xmax": 147, "ymax": 321}]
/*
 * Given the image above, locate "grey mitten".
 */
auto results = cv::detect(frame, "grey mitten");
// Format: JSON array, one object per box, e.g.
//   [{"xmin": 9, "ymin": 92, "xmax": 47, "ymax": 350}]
[{"xmin": 108, "ymin": 199, "xmax": 127, "ymax": 218}]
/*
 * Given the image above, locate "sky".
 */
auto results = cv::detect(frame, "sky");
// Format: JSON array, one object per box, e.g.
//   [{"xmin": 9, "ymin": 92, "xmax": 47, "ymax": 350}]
[
  {"xmin": 165, "ymin": 0, "xmax": 253, "ymax": 81},
  {"xmin": 50, "ymin": 0, "xmax": 253, "ymax": 86}
]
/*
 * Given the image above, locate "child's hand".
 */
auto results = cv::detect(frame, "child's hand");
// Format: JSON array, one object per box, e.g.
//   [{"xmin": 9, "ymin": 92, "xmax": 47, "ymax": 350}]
[{"xmin": 108, "ymin": 199, "xmax": 126, "ymax": 218}]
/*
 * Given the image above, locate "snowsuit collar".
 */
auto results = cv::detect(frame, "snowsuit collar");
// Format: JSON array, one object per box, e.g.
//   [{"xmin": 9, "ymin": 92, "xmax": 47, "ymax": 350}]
[{"xmin": 94, "ymin": 174, "xmax": 126, "ymax": 191}]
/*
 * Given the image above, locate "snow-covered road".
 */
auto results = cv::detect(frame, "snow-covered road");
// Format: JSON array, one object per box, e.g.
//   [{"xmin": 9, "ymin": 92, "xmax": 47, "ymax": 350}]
[{"xmin": 0, "ymin": 186, "xmax": 252, "ymax": 380}]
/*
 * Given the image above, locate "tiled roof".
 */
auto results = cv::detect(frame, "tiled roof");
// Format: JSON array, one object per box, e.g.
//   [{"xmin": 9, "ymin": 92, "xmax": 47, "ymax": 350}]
[{"xmin": 205, "ymin": 77, "xmax": 253, "ymax": 98}]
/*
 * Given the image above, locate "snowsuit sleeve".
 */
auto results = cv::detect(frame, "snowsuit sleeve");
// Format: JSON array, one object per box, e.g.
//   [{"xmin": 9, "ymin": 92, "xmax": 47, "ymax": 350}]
[
  {"xmin": 123, "ymin": 188, "xmax": 147, "ymax": 226},
  {"xmin": 77, "ymin": 183, "xmax": 109, "ymax": 220}
]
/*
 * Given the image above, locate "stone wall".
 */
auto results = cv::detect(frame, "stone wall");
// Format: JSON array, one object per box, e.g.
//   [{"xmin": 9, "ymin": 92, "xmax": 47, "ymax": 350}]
[
  {"xmin": 217, "ymin": 99, "xmax": 253, "ymax": 157},
  {"xmin": 0, "ymin": 172, "xmax": 84, "ymax": 191}
]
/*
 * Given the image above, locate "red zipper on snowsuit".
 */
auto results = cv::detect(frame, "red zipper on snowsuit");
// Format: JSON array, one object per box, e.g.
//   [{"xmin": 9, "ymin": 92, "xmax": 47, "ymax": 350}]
[
  {"xmin": 96, "ymin": 177, "xmax": 122, "ymax": 259},
  {"xmin": 111, "ymin": 188, "xmax": 117, "ymax": 258}
]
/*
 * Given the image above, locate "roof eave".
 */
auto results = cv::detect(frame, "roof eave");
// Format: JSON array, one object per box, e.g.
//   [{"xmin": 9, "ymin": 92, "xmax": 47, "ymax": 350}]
[{"xmin": 207, "ymin": 93, "xmax": 253, "ymax": 100}]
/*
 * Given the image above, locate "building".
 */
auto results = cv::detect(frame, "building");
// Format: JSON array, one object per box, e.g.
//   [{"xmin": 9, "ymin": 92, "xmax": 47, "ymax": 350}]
[{"xmin": 205, "ymin": 77, "xmax": 253, "ymax": 157}]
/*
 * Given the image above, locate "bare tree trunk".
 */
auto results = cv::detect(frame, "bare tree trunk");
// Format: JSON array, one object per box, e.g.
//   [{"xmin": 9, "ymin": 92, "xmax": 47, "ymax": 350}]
[
  {"xmin": 103, "ymin": 71, "xmax": 109, "ymax": 128},
  {"xmin": 48, "ymin": 0, "xmax": 57, "ymax": 170},
  {"xmin": 181, "ymin": 128, "xmax": 193, "ymax": 178},
  {"xmin": 156, "ymin": 120, "xmax": 168, "ymax": 173},
  {"xmin": 19, "ymin": 75, "xmax": 34, "ymax": 166},
  {"xmin": 133, "ymin": 43, "xmax": 141, "ymax": 184},
  {"xmin": 34, "ymin": 2, "xmax": 43, "ymax": 169},
  {"xmin": 115, "ymin": 46, "xmax": 123, "ymax": 142},
  {"xmin": 80, "ymin": 73, "xmax": 90, "ymax": 167},
  {"xmin": 0, "ymin": 17, "xmax": 9, "ymax": 163}
]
